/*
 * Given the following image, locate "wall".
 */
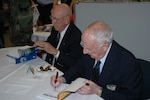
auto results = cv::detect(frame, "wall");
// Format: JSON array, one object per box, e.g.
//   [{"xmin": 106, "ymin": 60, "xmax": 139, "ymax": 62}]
[{"xmin": 74, "ymin": 2, "xmax": 150, "ymax": 61}]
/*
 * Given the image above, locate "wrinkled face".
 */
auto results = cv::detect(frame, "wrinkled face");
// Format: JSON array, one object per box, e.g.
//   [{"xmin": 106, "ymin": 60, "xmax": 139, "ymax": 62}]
[
  {"xmin": 51, "ymin": 9, "xmax": 68, "ymax": 32},
  {"xmin": 81, "ymin": 29, "xmax": 108, "ymax": 60}
]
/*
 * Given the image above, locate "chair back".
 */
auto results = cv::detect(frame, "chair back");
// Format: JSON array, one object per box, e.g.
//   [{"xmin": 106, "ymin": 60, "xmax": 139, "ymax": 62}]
[{"xmin": 137, "ymin": 59, "xmax": 150, "ymax": 100}]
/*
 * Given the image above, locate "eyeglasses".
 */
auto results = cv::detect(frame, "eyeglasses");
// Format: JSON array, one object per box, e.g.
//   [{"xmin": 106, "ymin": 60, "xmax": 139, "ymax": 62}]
[
  {"xmin": 49, "ymin": 15, "xmax": 67, "ymax": 22},
  {"xmin": 80, "ymin": 42, "xmax": 103, "ymax": 53}
]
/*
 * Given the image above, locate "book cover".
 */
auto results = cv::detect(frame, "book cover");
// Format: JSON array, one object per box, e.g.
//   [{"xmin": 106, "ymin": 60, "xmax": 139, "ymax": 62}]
[
  {"xmin": 7, "ymin": 46, "xmax": 40, "ymax": 64},
  {"xmin": 7, "ymin": 52, "xmax": 37, "ymax": 64},
  {"xmin": 8, "ymin": 46, "xmax": 39, "ymax": 58}
]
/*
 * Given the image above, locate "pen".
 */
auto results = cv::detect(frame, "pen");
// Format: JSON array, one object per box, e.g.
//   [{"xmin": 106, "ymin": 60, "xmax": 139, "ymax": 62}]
[{"xmin": 54, "ymin": 71, "xmax": 58, "ymax": 89}]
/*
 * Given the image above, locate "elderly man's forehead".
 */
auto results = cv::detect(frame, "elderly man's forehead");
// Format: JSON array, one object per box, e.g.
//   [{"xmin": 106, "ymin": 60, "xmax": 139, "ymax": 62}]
[{"xmin": 82, "ymin": 30, "xmax": 95, "ymax": 40}]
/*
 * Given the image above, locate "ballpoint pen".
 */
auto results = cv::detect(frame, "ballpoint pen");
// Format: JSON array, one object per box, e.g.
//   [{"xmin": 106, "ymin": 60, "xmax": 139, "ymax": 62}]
[{"xmin": 54, "ymin": 71, "xmax": 59, "ymax": 89}]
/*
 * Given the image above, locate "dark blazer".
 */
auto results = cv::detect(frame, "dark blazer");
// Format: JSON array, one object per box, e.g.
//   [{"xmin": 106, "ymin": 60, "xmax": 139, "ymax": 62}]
[
  {"xmin": 46, "ymin": 22, "xmax": 83, "ymax": 73},
  {"xmin": 64, "ymin": 40, "xmax": 143, "ymax": 100}
]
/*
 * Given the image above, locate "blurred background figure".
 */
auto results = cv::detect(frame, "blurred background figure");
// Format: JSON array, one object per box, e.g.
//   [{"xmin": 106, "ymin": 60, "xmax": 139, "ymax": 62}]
[
  {"xmin": 32, "ymin": 0, "xmax": 73, "ymax": 26},
  {"xmin": 33, "ymin": 0, "xmax": 53, "ymax": 26},
  {"xmin": 9, "ymin": 0, "xmax": 33, "ymax": 46},
  {"xmin": 0, "ymin": 0, "xmax": 9, "ymax": 48}
]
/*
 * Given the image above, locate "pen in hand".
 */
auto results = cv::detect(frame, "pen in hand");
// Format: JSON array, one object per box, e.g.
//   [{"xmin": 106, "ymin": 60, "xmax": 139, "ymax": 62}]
[{"xmin": 54, "ymin": 71, "xmax": 59, "ymax": 89}]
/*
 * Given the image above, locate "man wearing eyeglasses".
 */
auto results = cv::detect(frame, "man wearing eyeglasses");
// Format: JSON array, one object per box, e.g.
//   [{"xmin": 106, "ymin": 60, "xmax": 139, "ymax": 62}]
[
  {"xmin": 34, "ymin": 4, "xmax": 83, "ymax": 73},
  {"xmin": 51, "ymin": 21, "xmax": 143, "ymax": 100}
]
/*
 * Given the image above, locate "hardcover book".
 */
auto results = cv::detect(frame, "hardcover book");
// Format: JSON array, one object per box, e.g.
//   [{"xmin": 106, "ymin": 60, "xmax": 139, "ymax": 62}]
[{"xmin": 7, "ymin": 46, "xmax": 40, "ymax": 64}]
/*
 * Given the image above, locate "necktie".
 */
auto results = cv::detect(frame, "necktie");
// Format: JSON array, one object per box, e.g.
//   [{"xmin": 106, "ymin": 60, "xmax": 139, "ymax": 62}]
[
  {"xmin": 45, "ymin": 32, "xmax": 60, "ymax": 65},
  {"xmin": 52, "ymin": 32, "xmax": 60, "ymax": 65},
  {"xmin": 91, "ymin": 60, "xmax": 101, "ymax": 83},
  {"xmin": 56, "ymin": 32, "xmax": 60, "ymax": 46}
]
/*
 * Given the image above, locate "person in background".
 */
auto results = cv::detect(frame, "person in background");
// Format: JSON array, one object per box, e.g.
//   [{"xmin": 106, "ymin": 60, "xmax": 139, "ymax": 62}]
[
  {"xmin": 0, "ymin": 0, "xmax": 9, "ymax": 48},
  {"xmin": 34, "ymin": 4, "xmax": 83, "ymax": 73},
  {"xmin": 51, "ymin": 21, "xmax": 143, "ymax": 100},
  {"xmin": 34, "ymin": 0, "xmax": 73, "ymax": 26},
  {"xmin": 33, "ymin": 0, "xmax": 53, "ymax": 25}
]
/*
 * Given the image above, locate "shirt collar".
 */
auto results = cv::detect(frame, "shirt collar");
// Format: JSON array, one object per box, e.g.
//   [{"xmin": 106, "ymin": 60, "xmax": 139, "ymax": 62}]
[
  {"xmin": 59, "ymin": 24, "xmax": 70, "ymax": 39},
  {"xmin": 98, "ymin": 43, "xmax": 112, "ymax": 73}
]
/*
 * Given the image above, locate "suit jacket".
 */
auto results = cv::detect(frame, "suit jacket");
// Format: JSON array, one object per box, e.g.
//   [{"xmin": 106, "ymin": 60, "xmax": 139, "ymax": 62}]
[
  {"xmin": 63, "ymin": 40, "xmax": 143, "ymax": 100},
  {"xmin": 46, "ymin": 22, "xmax": 83, "ymax": 73}
]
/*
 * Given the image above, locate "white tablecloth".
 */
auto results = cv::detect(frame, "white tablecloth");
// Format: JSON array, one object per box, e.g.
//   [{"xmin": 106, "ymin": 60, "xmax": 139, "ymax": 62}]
[
  {"xmin": 0, "ymin": 47, "xmax": 104, "ymax": 100},
  {"xmin": 0, "ymin": 47, "xmax": 62, "ymax": 100}
]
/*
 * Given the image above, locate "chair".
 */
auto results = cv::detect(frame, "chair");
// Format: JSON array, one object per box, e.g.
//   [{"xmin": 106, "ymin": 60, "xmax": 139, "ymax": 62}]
[{"xmin": 137, "ymin": 59, "xmax": 150, "ymax": 100}]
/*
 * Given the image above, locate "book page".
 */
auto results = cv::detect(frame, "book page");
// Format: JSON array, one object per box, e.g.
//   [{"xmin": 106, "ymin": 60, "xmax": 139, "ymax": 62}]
[
  {"xmin": 36, "ymin": 83, "xmax": 69, "ymax": 100},
  {"xmin": 64, "ymin": 77, "xmax": 86, "ymax": 92},
  {"xmin": 57, "ymin": 78, "xmax": 86, "ymax": 100},
  {"xmin": 65, "ymin": 92, "xmax": 104, "ymax": 100}
]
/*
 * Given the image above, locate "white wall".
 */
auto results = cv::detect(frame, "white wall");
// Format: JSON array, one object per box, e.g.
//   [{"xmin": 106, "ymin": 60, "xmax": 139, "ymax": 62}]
[{"xmin": 74, "ymin": 2, "xmax": 150, "ymax": 62}]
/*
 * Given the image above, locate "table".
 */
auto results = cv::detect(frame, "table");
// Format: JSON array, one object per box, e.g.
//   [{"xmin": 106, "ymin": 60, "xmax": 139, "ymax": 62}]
[
  {"xmin": 0, "ymin": 47, "xmax": 62, "ymax": 100},
  {"xmin": 0, "ymin": 47, "xmax": 104, "ymax": 100}
]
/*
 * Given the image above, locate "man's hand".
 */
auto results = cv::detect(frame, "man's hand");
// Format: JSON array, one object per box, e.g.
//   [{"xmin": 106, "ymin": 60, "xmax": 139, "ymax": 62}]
[
  {"xmin": 34, "ymin": 40, "xmax": 58, "ymax": 55},
  {"xmin": 50, "ymin": 75, "xmax": 66, "ymax": 88},
  {"xmin": 77, "ymin": 80, "xmax": 102, "ymax": 96}
]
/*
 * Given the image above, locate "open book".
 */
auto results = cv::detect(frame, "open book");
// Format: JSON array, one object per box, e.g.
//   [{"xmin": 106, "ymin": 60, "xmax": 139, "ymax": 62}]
[
  {"xmin": 36, "ymin": 78, "xmax": 86, "ymax": 100},
  {"xmin": 57, "ymin": 78, "xmax": 86, "ymax": 100}
]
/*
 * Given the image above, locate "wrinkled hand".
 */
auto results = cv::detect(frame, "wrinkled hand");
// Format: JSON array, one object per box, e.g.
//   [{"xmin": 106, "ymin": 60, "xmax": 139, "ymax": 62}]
[
  {"xmin": 50, "ymin": 75, "xmax": 66, "ymax": 88},
  {"xmin": 77, "ymin": 80, "xmax": 101, "ymax": 95},
  {"xmin": 34, "ymin": 40, "xmax": 58, "ymax": 55}
]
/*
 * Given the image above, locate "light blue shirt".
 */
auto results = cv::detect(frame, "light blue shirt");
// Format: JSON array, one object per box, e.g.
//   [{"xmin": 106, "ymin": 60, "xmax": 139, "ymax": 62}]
[
  {"xmin": 37, "ymin": 0, "xmax": 53, "ymax": 5},
  {"xmin": 94, "ymin": 43, "xmax": 112, "ymax": 73}
]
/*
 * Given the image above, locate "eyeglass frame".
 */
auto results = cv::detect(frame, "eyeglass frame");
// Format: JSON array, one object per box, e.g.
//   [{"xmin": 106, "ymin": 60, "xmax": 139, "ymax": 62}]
[
  {"xmin": 80, "ymin": 42, "xmax": 104, "ymax": 54},
  {"xmin": 49, "ymin": 15, "xmax": 68, "ymax": 22}
]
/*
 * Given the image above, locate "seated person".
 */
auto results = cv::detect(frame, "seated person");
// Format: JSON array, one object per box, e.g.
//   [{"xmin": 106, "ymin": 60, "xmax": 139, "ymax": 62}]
[
  {"xmin": 50, "ymin": 21, "xmax": 143, "ymax": 100},
  {"xmin": 34, "ymin": 4, "xmax": 83, "ymax": 73}
]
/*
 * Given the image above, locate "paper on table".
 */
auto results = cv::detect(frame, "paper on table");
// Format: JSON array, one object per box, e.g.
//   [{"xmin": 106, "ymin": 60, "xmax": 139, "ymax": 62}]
[
  {"xmin": 65, "ymin": 92, "xmax": 104, "ymax": 100},
  {"xmin": 57, "ymin": 77, "xmax": 86, "ymax": 100},
  {"xmin": 36, "ymin": 83, "xmax": 69, "ymax": 100},
  {"xmin": 63, "ymin": 77, "xmax": 86, "ymax": 92}
]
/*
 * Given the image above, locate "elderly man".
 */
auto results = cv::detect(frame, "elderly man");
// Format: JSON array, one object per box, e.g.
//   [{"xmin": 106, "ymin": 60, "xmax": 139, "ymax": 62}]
[
  {"xmin": 34, "ymin": 4, "xmax": 83, "ymax": 73},
  {"xmin": 51, "ymin": 21, "xmax": 143, "ymax": 100}
]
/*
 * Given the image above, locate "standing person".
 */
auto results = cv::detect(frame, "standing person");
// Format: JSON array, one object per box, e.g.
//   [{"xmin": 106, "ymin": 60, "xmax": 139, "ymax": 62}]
[
  {"xmin": 51, "ymin": 21, "xmax": 143, "ymax": 100},
  {"xmin": 34, "ymin": 4, "xmax": 83, "ymax": 73},
  {"xmin": 35, "ymin": 0, "xmax": 53, "ymax": 25},
  {"xmin": 9, "ymin": 0, "xmax": 32, "ymax": 46},
  {"xmin": 0, "ymin": 0, "xmax": 9, "ymax": 47}
]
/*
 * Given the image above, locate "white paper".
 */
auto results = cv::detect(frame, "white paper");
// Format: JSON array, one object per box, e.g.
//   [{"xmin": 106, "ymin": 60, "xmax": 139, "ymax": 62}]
[
  {"xmin": 63, "ymin": 77, "xmax": 86, "ymax": 92},
  {"xmin": 36, "ymin": 83, "xmax": 69, "ymax": 100},
  {"xmin": 65, "ymin": 92, "xmax": 104, "ymax": 100}
]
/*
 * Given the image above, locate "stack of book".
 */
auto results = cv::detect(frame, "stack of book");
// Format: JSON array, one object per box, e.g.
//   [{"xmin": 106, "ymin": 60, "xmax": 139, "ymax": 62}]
[{"xmin": 7, "ymin": 46, "xmax": 40, "ymax": 64}]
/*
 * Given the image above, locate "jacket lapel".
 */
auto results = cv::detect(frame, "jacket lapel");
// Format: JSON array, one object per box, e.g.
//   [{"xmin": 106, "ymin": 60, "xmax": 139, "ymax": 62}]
[
  {"xmin": 99, "ymin": 41, "xmax": 119, "ymax": 85},
  {"xmin": 59, "ymin": 23, "xmax": 72, "ymax": 49}
]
